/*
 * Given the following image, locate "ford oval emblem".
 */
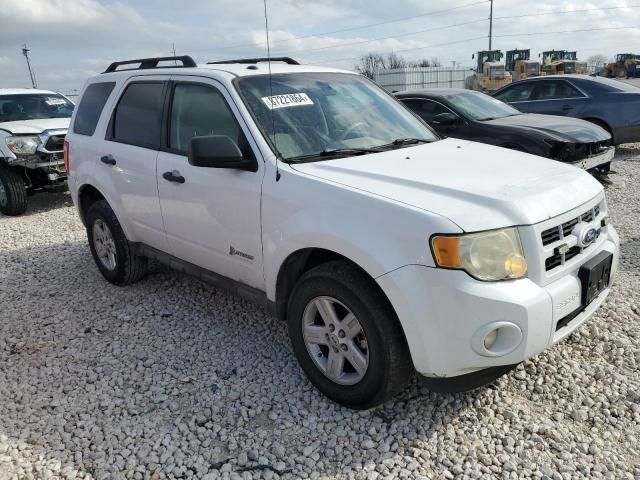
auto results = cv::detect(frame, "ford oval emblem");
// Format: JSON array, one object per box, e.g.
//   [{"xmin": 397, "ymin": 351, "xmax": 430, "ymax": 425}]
[{"xmin": 582, "ymin": 227, "xmax": 598, "ymax": 246}]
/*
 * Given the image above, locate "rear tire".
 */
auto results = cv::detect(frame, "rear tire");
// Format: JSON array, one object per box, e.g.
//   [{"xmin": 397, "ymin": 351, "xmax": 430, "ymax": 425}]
[
  {"xmin": 86, "ymin": 200, "xmax": 147, "ymax": 285},
  {"xmin": 287, "ymin": 261, "xmax": 412, "ymax": 409},
  {"xmin": 0, "ymin": 164, "xmax": 27, "ymax": 216}
]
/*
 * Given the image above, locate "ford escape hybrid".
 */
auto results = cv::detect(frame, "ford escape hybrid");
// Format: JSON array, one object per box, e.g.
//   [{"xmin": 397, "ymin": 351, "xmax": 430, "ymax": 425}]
[{"xmin": 65, "ymin": 56, "xmax": 619, "ymax": 408}]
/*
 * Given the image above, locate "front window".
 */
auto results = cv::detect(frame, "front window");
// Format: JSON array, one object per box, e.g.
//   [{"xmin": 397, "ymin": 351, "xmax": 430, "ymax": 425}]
[
  {"xmin": 235, "ymin": 73, "xmax": 437, "ymax": 162},
  {"xmin": 0, "ymin": 93, "xmax": 74, "ymax": 123},
  {"xmin": 446, "ymin": 92, "xmax": 521, "ymax": 121},
  {"xmin": 526, "ymin": 62, "xmax": 540, "ymax": 74}
]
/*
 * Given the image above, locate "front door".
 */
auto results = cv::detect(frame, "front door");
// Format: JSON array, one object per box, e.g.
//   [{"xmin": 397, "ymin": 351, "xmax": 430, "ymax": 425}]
[{"xmin": 156, "ymin": 77, "xmax": 265, "ymax": 290}]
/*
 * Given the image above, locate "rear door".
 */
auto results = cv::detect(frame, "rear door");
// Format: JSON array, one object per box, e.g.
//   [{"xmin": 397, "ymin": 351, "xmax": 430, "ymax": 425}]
[
  {"xmin": 493, "ymin": 81, "xmax": 536, "ymax": 112},
  {"xmin": 527, "ymin": 79, "xmax": 589, "ymax": 116},
  {"xmin": 99, "ymin": 76, "xmax": 170, "ymax": 252},
  {"xmin": 156, "ymin": 76, "xmax": 265, "ymax": 290}
]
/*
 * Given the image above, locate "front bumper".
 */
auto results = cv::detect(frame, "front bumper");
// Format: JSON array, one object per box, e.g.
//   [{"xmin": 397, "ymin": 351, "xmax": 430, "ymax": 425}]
[
  {"xmin": 377, "ymin": 225, "xmax": 619, "ymax": 378},
  {"xmin": 569, "ymin": 146, "xmax": 615, "ymax": 171}
]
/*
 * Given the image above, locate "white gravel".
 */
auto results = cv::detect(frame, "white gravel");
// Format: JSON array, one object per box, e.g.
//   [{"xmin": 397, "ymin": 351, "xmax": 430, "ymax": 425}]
[{"xmin": 0, "ymin": 152, "xmax": 639, "ymax": 480}]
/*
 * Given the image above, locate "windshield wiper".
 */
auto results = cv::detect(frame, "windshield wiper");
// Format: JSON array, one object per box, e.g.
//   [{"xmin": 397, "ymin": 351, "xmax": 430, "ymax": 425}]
[
  {"xmin": 288, "ymin": 147, "xmax": 380, "ymax": 163},
  {"xmin": 375, "ymin": 137, "xmax": 431, "ymax": 150}
]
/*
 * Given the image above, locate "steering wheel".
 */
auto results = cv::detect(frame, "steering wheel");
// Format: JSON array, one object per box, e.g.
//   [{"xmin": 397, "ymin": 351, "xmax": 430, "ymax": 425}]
[{"xmin": 339, "ymin": 121, "xmax": 368, "ymax": 141}]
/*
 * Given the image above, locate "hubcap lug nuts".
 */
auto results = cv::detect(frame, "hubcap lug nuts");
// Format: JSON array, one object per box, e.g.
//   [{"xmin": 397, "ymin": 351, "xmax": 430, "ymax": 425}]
[
  {"xmin": 341, "ymin": 344, "xmax": 347, "ymax": 351},
  {"xmin": 329, "ymin": 324, "xmax": 335, "ymax": 332},
  {"xmin": 338, "ymin": 330, "xmax": 345, "ymax": 338}
]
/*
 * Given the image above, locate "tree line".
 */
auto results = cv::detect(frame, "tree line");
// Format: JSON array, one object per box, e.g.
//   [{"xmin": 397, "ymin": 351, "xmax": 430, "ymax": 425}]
[{"xmin": 355, "ymin": 52, "xmax": 442, "ymax": 79}]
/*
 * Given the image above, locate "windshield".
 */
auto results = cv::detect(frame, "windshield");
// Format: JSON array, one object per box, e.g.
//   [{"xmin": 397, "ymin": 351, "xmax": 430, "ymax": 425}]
[
  {"xmin": 446, "ymin": 92, "xmax": 521, "ymax": 121},
  {"xmin": 234, "ymin": 72, "xmax": 437, "ymax": 161},
  {"xmin": 0, "ymin": 93, "xmax": 74, "ymax": 123}
]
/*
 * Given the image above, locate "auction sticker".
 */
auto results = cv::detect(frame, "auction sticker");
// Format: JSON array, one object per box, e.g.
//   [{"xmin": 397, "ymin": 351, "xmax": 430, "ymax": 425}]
[
  {"xmin": 45, "ymin": 97, "xmax": 67, "ymax": 105},
  {"xmin": 261, "ymin": 93, "xmax": 314, "ymax": 110}
]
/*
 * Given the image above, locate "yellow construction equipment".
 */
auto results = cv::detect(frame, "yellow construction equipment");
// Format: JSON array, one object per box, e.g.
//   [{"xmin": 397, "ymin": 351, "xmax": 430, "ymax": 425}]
[
  {"xmin": 540, "ymin": 50, "xmax": 584, "ymax": 75},
  {"xmin": 465, "ymin": 50, "xmax": 512, "ymax": 92},
  {"xmin": 505, "ymin": 49, "xmax": 544, "ymax": 81},
  {"xmin": 601, "ymin": 54, "xmax": 640, "ymax": 78}
]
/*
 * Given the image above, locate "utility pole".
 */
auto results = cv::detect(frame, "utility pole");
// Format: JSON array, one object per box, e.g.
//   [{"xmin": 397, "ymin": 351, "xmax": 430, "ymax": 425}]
[
  {"xmin": 22, "ymin": 44, "xmax": 38, "ymax": 88},
  {"xmin": 488, "ymin": 0, "xmax": 493, "ymax": 50}
]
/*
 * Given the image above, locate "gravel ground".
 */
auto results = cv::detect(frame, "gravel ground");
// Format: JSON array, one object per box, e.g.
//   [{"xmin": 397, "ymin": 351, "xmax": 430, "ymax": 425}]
[{"xmin": 0, "ymin": 152, "xmax": 639, "ymax": 480}]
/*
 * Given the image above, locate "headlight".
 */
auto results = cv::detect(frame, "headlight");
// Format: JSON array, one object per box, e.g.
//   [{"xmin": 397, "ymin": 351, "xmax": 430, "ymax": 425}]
[
  {"xmin": 431, "ymin": 227, "xmax": 527, "ymax": 281},
  {"xmin": 6, "ymin": 136, "xmax": 40, "ymax": 155}
]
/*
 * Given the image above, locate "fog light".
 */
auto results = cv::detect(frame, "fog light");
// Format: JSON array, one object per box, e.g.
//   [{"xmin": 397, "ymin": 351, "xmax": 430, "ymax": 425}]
[{"xmin": 484, "ymin": 329, "xmax": 498, "ymax": 349}]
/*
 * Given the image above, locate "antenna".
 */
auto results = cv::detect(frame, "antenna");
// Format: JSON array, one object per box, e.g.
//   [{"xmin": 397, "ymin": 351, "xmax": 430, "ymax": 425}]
[
  {"xmin": 263, "ymin": 0, "xmax": 280, "ymax": 181},
  {"xmin": 22, "ymin": 44, "xmax": 38, "ymax": 88},
  {"xmin": 172, "ymin": 43, "xmax": 177, "ymax": 66}
]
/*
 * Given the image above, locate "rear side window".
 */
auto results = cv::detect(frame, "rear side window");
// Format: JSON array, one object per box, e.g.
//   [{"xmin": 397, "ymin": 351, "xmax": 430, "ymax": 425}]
[
  {"xmin": 111, "ymin": 82, "xmax": 164, "ymax": 149},
  {"xmin": 494, "ymin": 83, "xmax": 535, "ymax": 103},
  {"xmin": 533, "ymin": 81, "xmax": 584, "ymax": 100},
  {"xmin": 73, "ymin": 82, "xmax": 115, "ymax": 136}
]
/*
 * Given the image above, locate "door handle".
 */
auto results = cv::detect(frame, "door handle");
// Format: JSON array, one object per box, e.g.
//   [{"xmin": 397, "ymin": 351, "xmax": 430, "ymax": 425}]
[
  {"xmin": 100, "ymin": 154, "xmax": 116, "ymax": 166},
  {"xmin": 162, "ymin": 170, "xmax": 185, "ymax": 184},
  {"xmin": 560, "ymin": 105, "xmax": 572, "ymax": 111}
]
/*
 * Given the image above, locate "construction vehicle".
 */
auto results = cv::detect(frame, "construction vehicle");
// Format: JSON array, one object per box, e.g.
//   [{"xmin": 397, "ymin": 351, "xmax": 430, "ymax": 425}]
[
  {"xmin": 540, "ymin": 50, "xmax": 584, "ymax": 75},
  {"xmin": 465, "ymin": 50, "xmax": 512, "ymax": 92},
  {"xmin": 505, "ymin": 49, "xmax": 544, "ymax": 81},
  {"xmin": 600, "ymin": 54, "xmax": 640, "ymax": 78}
]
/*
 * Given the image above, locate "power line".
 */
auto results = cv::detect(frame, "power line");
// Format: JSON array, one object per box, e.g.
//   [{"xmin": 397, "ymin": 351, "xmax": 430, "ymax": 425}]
[
  {"xmin": 206, "ymin": 0, "xmax": 487, "ymax": 52},
  {"xmin": 493, "ymin": 4, "xmax": 640, "ymax": 21},
  {"xmin": 495, "ymin": 25, "xmax": 640, "ymax": 38},
  {"xmin": 210, "ymin": 2, "xmax": 640, "ymax": 62},
  {"xmin": 271, "ymin": 18, "xmax": 488, "ymax": 56},
  {"xmin": 312, "ymin": 24, "xmax": 640, "ymax": 65},
  {"xmin": 313, "ymin": 35, "xmax": 487, "ymax": 65},
  {"xmin": 269, "ymin": 4, "xmax": 640, "ymax": 58}
]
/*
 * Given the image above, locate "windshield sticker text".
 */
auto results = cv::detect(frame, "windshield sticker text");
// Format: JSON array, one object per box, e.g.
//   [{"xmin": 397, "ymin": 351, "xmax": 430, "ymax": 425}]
[
  {"xmin": 261, "ymin": 93, "xmax": 314, "ymax": 110},
  {"xmin": 45, "ymin": 98, "xmax": 67, "ymax": 105}
]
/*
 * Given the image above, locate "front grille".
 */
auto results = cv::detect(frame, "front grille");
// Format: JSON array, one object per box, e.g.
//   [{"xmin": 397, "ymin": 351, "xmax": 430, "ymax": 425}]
[
  {"xmin": 44, "ymin": 134, "xmax": 65, "ymax": 152},
  {"xmin": 540, "ymin": 203, "xmax": 602, "ymax": 271}
]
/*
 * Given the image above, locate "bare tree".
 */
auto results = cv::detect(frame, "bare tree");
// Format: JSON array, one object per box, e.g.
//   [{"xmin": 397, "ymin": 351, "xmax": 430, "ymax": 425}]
[
  {"xmin": 355, "ymin": 52, "xmax": 386, "ymax": 79},
  {"xmin": 586, "ymin": 54, "xmax": 609, "ymax": 68},
  {"xmin": 385, "ymin": 52, "xmax": 407, "ymax": 69},
  {"xmin": 429, "ymin": 57, "xmax": 442, "ymax": 67},
  {"xmin": 410, "ymin": 58, "xmax": 432, "ymax": 67}
]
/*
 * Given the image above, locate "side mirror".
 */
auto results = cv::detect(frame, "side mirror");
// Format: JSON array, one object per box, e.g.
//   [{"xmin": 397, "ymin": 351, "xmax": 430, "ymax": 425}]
[
  {"xmin": 431, "ymin": 112, "xmax": 460, "ymax": 126},
  {"xmin": 188, "ymin": 135, "xmax": 256, "ymax": 172}
]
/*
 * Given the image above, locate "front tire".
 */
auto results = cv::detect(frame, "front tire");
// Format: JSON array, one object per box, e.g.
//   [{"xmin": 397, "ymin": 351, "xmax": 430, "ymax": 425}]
[
  {"xmin": 287, "ymin": 261, "xmax": 412, "ymax": 409},
  {"xmin": 86, "ymin": 200, "xmax": 147, "ymax": 285},
  {"xmin": 0, "ymin": 164, "xmax": 27, "ymax": 216}
]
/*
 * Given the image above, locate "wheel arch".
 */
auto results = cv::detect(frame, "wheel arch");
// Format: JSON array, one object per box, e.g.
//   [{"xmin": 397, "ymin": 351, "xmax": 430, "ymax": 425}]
[
  {"xmin": 77, "ymin": 183, "xmax": 107, "ymax": 226},
  {"xmin": 273, "ymin": 248, "xmax": 404, "ymax": 335},
  {"xmin": 581, "ymin": 117, "xmax": 614, "ymax": 142}
]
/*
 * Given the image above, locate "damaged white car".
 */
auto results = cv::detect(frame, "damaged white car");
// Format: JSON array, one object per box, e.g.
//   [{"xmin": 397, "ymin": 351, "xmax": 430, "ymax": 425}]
[{"xmin": 0, "ymin": 88, "xmax": 73, "ymax": 215}]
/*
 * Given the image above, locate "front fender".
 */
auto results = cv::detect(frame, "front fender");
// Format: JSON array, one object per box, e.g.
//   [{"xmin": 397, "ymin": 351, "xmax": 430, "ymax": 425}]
[{"xmin": 261, "ymin": 162, "xmax": 461, "ymax": 301}]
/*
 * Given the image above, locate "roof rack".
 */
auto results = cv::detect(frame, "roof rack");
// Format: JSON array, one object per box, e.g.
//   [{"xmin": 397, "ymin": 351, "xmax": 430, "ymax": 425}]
[
  {"xmin": 103, "ymin": 56, "xmax": 197, "ymax": 73},
  {"xmin": 207, "ymin": 57, "xmax": 299, "ymax": 65}
]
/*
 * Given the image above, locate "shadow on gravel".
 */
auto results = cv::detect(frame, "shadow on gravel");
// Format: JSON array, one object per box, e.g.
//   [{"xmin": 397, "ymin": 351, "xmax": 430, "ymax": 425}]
[
  {"xmin": 0, "ymin": 189, "xmax": 72, "ymax": 220},
  {"xmin": 0, "ymin": 238, "xmax": 490, "ymax": 479}
]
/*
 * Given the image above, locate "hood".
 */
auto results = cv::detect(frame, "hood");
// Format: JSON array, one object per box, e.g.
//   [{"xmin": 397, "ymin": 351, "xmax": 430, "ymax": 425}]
[
  {"xmin": 0, "ymin": 117, "xmax": 70, "ymax": 135},
  {"xmin": 485, "ymin": 114, "xmax": 610, "ymax": 143},
  {"xmin": 291, "ymin": 138, "xmax": 603, "ymax": 232}
]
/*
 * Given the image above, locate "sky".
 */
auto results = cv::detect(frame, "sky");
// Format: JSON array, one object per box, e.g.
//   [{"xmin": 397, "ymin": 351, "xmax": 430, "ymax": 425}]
[{"xmin": 1, "ymin": 0, "xmax": 639, "ymax": 93}]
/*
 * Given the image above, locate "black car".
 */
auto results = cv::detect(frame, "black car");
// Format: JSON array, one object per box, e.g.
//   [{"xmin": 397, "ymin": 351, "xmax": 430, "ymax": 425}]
[
  {"xmin": 396, "ymin": 88, "xmax": 613, "ymax": 172},
  {"xmin": 492, "ymin": 75, "xmax": 640, "ymax": 145}
]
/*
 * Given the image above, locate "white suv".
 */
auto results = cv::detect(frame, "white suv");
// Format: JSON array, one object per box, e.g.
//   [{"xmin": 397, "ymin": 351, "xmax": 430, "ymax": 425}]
[{"xmin": 66, "ymin": 56, "xmax": 619, "ymax": 408}]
